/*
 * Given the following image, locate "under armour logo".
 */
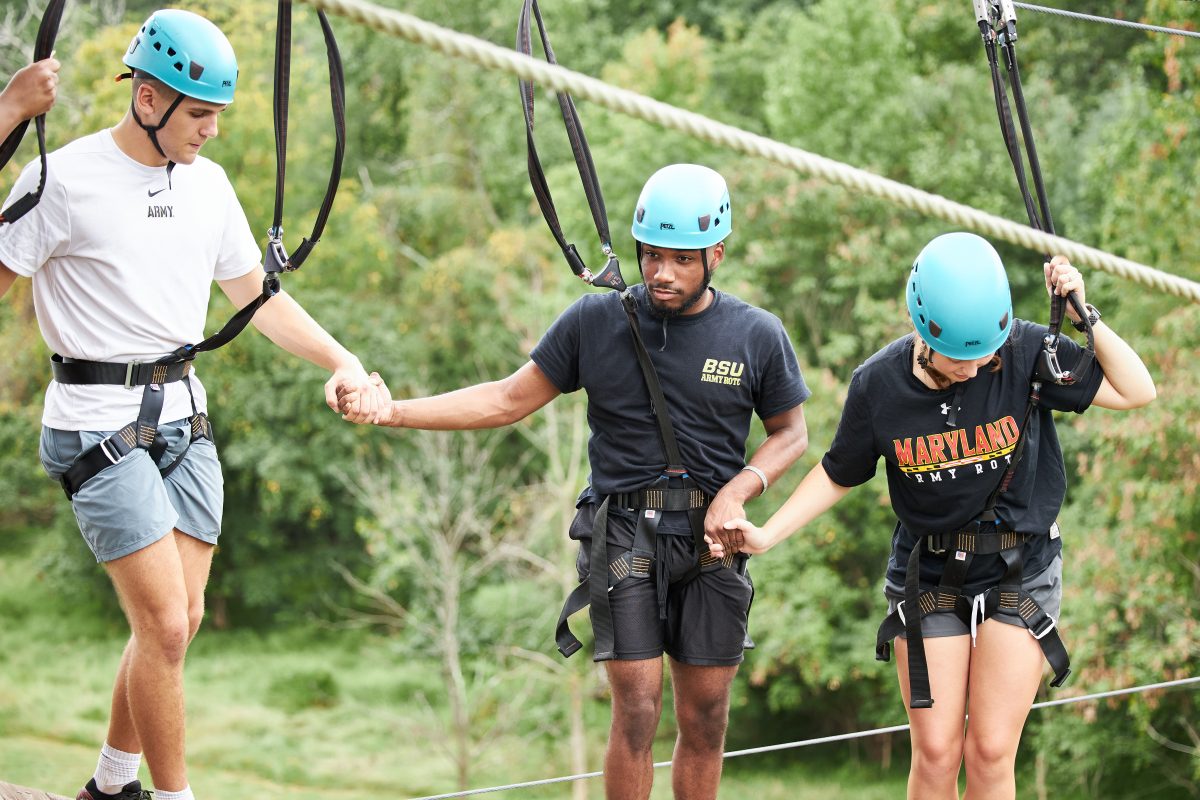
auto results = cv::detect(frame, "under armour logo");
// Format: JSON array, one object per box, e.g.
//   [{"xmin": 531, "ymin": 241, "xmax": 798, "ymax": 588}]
[{"xmin": 940, "ymin": 403, "xmax": 951, "ymax": 416}]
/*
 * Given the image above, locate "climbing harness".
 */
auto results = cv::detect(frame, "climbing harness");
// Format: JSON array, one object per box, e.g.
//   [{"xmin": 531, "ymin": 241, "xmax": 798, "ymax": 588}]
[
  {"xmin": 875, "ymin": 3, "xmax": 1103, "ymax": 707},
  {"xmin": 0, "ymin": 0, "xmax": 67, "ymax": 224},
  {"xmin": 516, "ymin": 0, "xmax": 741, "ymax": 660},
  {"xmin": 52, "ymin": 2, "xmax": 345, "ymax": 500}
]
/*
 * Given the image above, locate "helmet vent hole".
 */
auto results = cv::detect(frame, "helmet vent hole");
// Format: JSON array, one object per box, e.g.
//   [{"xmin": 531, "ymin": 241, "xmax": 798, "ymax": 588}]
[
  {"xmin": 929, "ymin": 320, "xmax": 942, "ymax": 338},
  {"xmin": 167, "ymin": 47, "xmax": 176, "ymax": 57},
  {"xmin": 714, "ymin": 217, "xmax": 721, "ymax": 226},
  {"xmin": 173, "ymin": 61, "xmax": 184, "ymax": 72},
  {"xmin": 149, "ymin": 27, "xmax": 156, "ymax": 35},
  {"xmin": 999, "ymin": 312, "xmax": 1009, "ymax": 330},
  {"xmin": 918, "ymin": 314, "xmax": 926, "ymax": 325},
  {"xmin": 153, "ymin": 42, "xmax": 162, "ymax": 51}
]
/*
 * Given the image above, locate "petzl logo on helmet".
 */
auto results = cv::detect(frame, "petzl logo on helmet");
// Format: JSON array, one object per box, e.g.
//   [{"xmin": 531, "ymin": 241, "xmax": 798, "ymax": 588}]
[
  {"xmin": 659, "ymin": 222, "xmax": 674, "ymax": 230},
  {"xmin": 965, "ymin": 339, "xmax": 981, "ymax": 347}
]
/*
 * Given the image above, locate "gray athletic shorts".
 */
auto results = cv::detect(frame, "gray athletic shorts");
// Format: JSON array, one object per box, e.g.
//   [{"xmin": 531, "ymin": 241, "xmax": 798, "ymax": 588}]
[
  {"xmin": 39, "ymin": 419, "xmax": 223, "ymax": 563},
  {"xmin": 884, "ymin": 553, "xmax": 1063, "ymax": 638},
  {"xmin": 573, "ymin": 502, "xmax": 754, "ymax": 666}
]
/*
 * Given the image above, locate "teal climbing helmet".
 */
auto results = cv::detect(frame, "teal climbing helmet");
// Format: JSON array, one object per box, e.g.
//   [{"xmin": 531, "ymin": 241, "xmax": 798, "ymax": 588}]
[
  {"xmin": 907, "ymin": 232, "xmax": 1013, "ymax": 360},
  {"xmin": 631, "ymin": 164, "xmax": 731, "ymax": 250},
  {"xmin": 123, "ymin": 9, "xmax": 238, "ymax": 104}
]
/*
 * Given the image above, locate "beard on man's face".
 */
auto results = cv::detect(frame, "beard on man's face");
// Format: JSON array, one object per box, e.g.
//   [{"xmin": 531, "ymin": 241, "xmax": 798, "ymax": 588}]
[{"xmin": 646, "ymin": 275, "xmax": 711, "ymax": 319}]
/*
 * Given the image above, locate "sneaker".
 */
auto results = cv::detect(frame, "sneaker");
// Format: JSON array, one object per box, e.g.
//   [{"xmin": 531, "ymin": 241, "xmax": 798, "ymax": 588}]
[{"xmin": 77, "ymin": 778, "xmax": 153, "ymax": 800}]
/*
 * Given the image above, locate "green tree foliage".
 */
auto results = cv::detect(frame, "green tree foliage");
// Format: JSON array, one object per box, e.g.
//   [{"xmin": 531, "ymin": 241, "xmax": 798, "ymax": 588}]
[{"xmin": 1, "ymin": 0, "xmax": 1196, "ymax": 792}]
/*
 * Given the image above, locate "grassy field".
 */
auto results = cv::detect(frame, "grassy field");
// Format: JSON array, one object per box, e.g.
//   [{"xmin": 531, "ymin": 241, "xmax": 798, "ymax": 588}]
[{"xmin": 0, "ymin": 529, "xmax": 907, "ymax": 799}]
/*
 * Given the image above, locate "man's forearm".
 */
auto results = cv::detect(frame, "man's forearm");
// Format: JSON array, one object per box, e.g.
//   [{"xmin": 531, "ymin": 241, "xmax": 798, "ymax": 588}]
[
  {"xmin": 724, "ymin": 421, "xmax": 809, "ymax": 504},
  {"xmin": 385, "ymin": 381, "xmax": 521, "ymax": 431},
  {"xmin": 251, "ymin": 291, "xmax": 360, "ymax": 372}
]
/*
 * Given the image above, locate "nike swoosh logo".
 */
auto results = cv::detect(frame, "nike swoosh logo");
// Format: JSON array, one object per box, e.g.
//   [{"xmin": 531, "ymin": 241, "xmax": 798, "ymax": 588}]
[{"xmin": 148, "ymin": 188, "xmax": 168, "ymax": 198}]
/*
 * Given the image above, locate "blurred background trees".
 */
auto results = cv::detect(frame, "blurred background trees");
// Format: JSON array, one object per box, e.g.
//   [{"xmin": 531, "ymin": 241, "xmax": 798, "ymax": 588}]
[{"xmin": 1, "ymin": 0, "xmax": 1197, "ymax": 796}]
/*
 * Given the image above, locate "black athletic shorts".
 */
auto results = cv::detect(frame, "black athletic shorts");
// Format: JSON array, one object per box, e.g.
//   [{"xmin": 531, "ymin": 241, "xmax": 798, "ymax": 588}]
[{"xmin": 571, "ymin": 502, "xmax": 754, "ymax": 666}]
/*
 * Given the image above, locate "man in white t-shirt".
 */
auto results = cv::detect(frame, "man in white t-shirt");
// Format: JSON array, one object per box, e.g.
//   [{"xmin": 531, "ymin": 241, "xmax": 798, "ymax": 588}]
[{"xmin": 0, "ymin": 11, "xmax": 378, "ymax": 800}]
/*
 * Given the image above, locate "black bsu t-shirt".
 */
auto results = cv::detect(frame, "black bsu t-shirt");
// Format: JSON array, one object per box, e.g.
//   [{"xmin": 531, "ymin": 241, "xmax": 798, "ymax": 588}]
[
  {"xmin": 821, "ymin": 320, "xmax": 1103, "ymax": 594},
  {"xmin": 531, "ymin": 284, "xmax": 809, "ymax": 533}
]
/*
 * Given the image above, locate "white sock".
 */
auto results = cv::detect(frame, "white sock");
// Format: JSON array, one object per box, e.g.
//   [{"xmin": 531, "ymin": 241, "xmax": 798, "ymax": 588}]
[
  {"xmin": 94, "ymin": 742, "xmax": 141, "ymax": 793},
  {"xmin": 154, "ymin": 787, "xmax": 195, "ymax": 800}
]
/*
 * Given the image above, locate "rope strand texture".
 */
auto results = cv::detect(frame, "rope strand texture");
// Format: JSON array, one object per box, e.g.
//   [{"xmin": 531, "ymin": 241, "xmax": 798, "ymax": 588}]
[
  {"xmin": 1014, "ymin": 2, "xmax": 1200, "ymax": 40},
  {"xmin": 299, "ymin": 0, "xmax": 1200, "ymax": 302}
]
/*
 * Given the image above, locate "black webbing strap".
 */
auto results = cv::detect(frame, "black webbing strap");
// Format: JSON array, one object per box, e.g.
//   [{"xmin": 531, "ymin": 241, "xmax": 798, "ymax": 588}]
[
  {"xmin": 516, "ymin": 0, "xmax": 625, "ymax": 292},
  {"xmin": 901, "ymin": 542, "xmax": 935, "ymax": 708},
  {"xmin": 875, "ymin": 524, "xmax": 1068, "ymax": 706},
  {"xmin": 983, "ymin": 544, "xmax": 1071, "ymax": 685},
  {"xmin": 0, "ymin": 0, "xmax": 67, "ymax": 224},
  {"xmin": 263, "ymin": 0, "xmax": 346, "ymax": 281},
  {"xmin": 51, "ymin": 354, "xmax": 193, "ymax": 387},
  {"xmin": 58, "ymin": 378, "xmax": 213, "ymax": 499},
  {"xmin": 555, "ymin": 496, "xmax": 660, "ymax": 659},
  {"xmin": 976, "ymin": 2, "xmax": 1096, "ymax": 387}
]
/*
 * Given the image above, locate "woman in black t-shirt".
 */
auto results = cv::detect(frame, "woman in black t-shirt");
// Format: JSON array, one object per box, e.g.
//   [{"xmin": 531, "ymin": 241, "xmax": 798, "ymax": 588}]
[{"xmin": 716, "ymin": 233, "xmax": 1155, "ymax": 800}]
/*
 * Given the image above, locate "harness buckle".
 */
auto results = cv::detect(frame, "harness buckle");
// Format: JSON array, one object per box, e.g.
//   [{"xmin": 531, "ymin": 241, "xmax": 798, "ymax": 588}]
[
  {"xmin": 98, "ymin": 438, "xmax": 122, "ymax": 466},
  {"xmin": 124, "ymin": 360, "xmax": 142, "ymax": 390},
  {"xmin": 1030, "ymin": 614, "xmax": 1058, "ymax": 640}
]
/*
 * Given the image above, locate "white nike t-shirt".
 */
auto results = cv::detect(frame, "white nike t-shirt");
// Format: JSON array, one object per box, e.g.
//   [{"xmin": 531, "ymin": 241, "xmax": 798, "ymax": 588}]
[{"xmin": 0, "ymin": 129, "xmax": 261, "ymax": 430}]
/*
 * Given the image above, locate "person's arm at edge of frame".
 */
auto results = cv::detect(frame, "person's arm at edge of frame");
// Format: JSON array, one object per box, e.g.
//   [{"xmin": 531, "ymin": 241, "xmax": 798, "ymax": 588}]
[
  {"xmin": 710, "ymin": 461, "xmax": 853, "ymax": 558},
  {"xmin": 1045, "ymin": 255, "xmax": 1156, "ymax": 411},
  {"xmin": 705, "ymin": 404, "xmax": 809, "ymax": 553},
  {"xmin": 217, "ymin": 266, "xmax": 381, "ymax": 423},
  {"xmin": 0, "ymin": 262, "xmax": 17, "ymax": 299},
  {"xmin": 0, "ymin": 58, "xmax": 61, "ymax": 142},
  {"xmin": 343, "ymin": 360, "xmax": 562, "ymax": 431}
]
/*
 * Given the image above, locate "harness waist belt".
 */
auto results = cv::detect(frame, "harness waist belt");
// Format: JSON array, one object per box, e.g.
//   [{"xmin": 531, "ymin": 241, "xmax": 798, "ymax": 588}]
[
  {"xmin": 52, "ymin": 354, "xmax": 193, "ymax": 387},
  {"xmin": 610, "ymin": 487, "xmax": 710, "ymax": 511},
  {"xmin": 924, "ymin": 529, "xmax": 1030, "ymax": 555}
]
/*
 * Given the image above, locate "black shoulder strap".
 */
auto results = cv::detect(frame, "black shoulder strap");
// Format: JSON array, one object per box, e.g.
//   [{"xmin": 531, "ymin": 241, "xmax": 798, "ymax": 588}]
[
  {"xmin": 156, "ymin": 1, "xmax": 346, "ymax": 366},
  {"xmin": 516, "ymin": 0, "xmax": 693, "ymax": 473},
  {"xmin": 976, "ymin": 2, "xmax": 1096, "ymax": 391},
  {"xmin": 516, "ymin": 0, "xmax": 625, "ymax": 292},
  {"xmin": 263, "ymin": 0, "xmax": 346, "ymax": 284},
  {"xmin": 620, "ymin": 293, "xmax": 686, "ymax": 469},
  {"xmin": 0, "ymin": 0, "xmax": 67, "ymax": 225}
]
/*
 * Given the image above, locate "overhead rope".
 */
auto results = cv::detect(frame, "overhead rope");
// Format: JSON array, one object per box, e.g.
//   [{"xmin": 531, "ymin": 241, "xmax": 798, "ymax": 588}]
[
  {"xmin": 296, "ymin": 0, "xmax": 1200, "ymax": 304},
  {"xmin": 1013, "ymin": 2, "xmax": 1200, "ymax": 40},
  {"xmin": 409, "ymin": 676, "xmax": 1200, "ymax": 800}
]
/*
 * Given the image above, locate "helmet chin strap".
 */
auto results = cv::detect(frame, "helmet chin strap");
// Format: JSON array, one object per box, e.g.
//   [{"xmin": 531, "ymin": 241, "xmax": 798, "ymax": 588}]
[{"xmin": 125, "ymin": 74, "xmax": 185, "ymax": 165}]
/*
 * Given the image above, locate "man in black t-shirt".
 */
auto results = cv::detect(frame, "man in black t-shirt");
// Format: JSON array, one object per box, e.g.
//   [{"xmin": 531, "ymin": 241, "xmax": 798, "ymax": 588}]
[{"xmin": 339, "ymin": 164, "xmax": 810, "ymax": 800}]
